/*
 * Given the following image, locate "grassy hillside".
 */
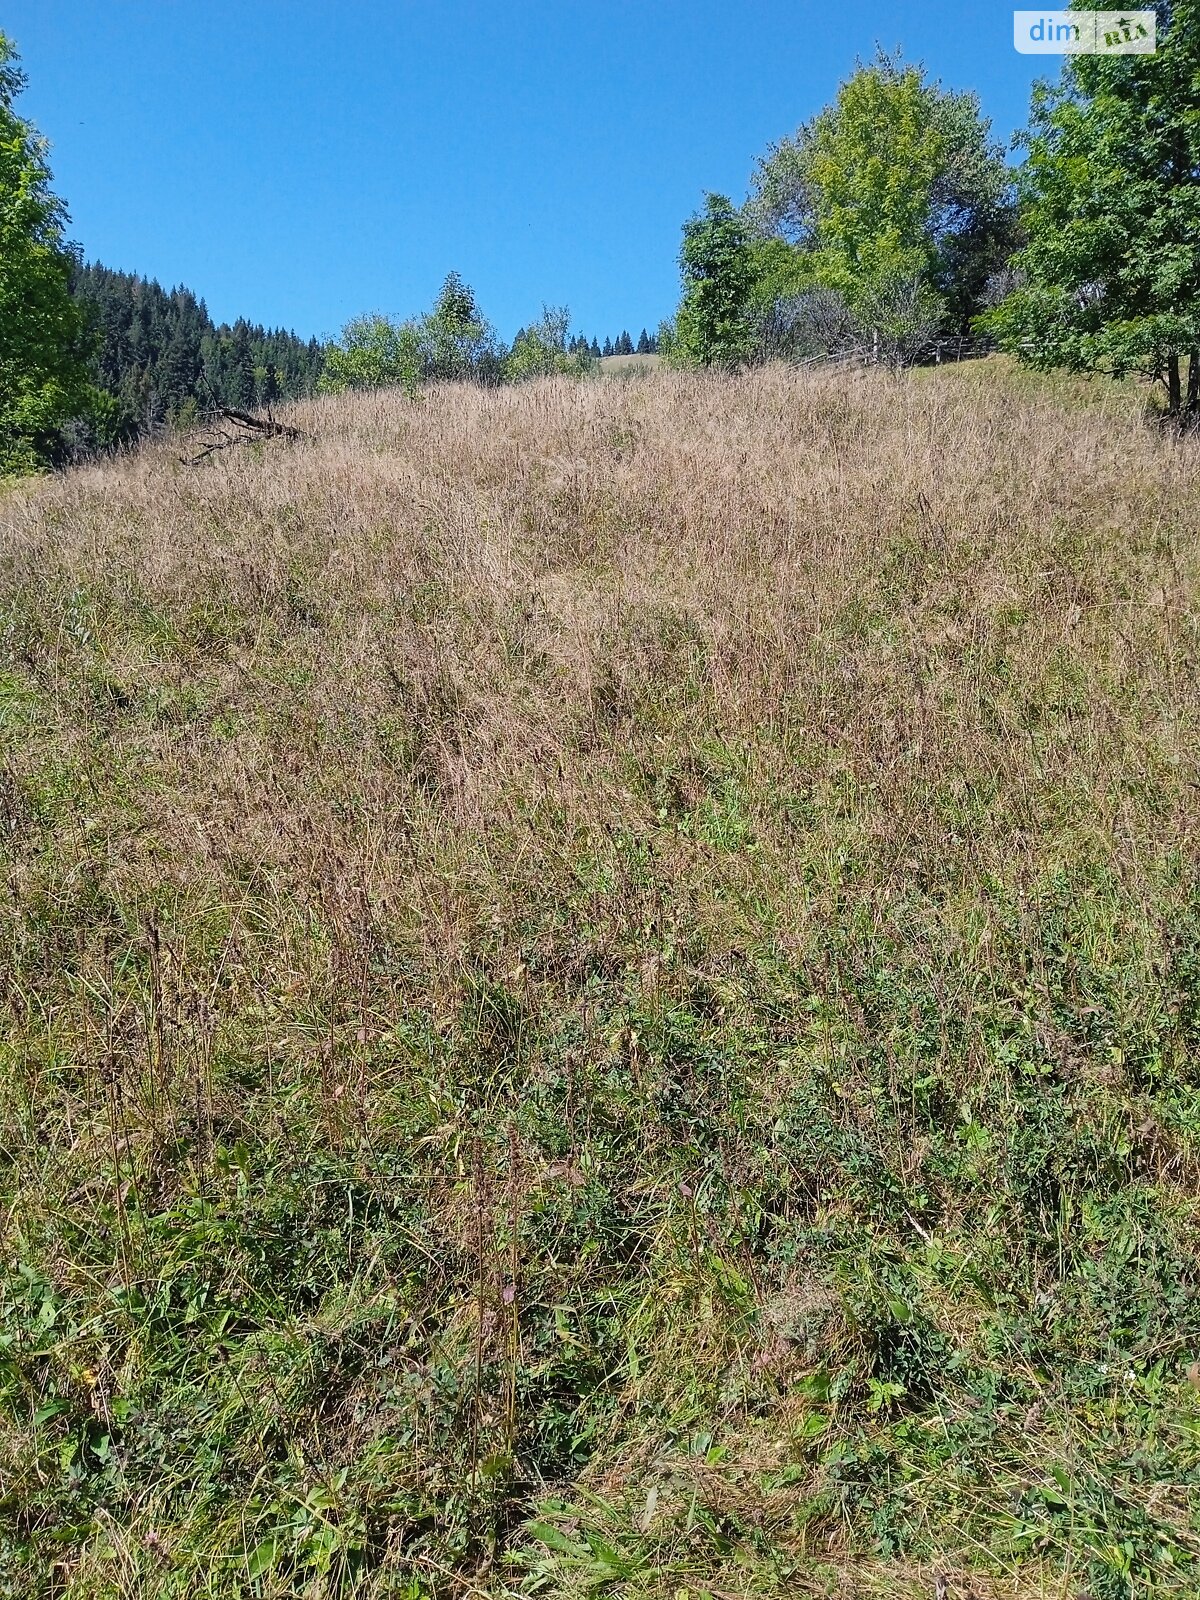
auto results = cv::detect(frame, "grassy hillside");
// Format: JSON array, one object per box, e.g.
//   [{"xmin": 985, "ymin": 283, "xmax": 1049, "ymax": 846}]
[
  {"xmin": 598, "ymin": 355, "xmax": 664, "ymax": 375},
  {"xmin": 1, "ymin": 362, "xmax": 1198, "ymax": 1600}
]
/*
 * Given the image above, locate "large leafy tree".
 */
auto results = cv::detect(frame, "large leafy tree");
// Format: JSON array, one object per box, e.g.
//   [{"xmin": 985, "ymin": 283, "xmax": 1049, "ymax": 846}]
[
  {"xmin": 747, "ymin": 54, "xmax": 1014, "ymax": 345},
  {"xmin": 983, "ymin": 1, "xmax": 1200, "ymax": 423},
  {"xmin": 0, "ymin": 32, "xmax": 91, "ymax": 474}
]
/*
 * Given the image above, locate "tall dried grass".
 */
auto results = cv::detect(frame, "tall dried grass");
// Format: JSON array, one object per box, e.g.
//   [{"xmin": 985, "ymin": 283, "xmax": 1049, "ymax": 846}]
[{"xmin": 1, "ymin": 362, "xmax": 1198, "ymax": 1599}]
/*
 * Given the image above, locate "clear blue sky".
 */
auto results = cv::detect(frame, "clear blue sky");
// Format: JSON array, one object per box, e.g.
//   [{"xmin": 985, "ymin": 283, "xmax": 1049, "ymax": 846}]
[{"xmin": 5, "ymin": 2, "xmax": 1055, "ymax": 343}]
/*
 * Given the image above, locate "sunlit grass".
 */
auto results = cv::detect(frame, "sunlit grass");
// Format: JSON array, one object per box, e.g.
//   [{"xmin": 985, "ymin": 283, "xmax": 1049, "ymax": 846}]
[{"xmin": 1, "ymin": 362, "xmax": 1199, "ymax": 1599}]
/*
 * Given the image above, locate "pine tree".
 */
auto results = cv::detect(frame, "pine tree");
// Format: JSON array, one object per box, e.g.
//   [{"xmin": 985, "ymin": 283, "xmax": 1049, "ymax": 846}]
[
  {"xmin": 602, "ymin": 337, "xmax": 613, "ymax": 357},
  {"xmin": 636, "ymin": 328, "xmax": 651, "ymax": 354}
]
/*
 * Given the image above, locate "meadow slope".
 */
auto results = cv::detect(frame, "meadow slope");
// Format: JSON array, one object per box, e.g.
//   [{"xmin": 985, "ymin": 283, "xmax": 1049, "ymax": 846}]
[{"xmin": 1, "ymin": 364, "xmax": 1199, "ymax": 1599}]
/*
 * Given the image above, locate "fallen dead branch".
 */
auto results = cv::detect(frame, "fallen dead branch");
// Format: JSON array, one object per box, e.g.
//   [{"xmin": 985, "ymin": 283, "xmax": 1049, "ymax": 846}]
[{"xmin": 181, "ymin": 401, "xmax": 309, "ymax": 465}]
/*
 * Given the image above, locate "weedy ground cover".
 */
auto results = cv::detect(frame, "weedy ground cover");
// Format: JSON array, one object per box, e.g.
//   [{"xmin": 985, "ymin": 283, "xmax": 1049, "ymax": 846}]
[{"xmin": 1, "ymin": 362, "xmax": 1198, "ymax": 1598}]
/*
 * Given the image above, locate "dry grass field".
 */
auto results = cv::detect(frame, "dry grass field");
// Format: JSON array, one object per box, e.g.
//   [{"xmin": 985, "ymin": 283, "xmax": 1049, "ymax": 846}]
[{"xmin": 1, "ymin": 361, "xmax": 1199, "ymax": 1599}]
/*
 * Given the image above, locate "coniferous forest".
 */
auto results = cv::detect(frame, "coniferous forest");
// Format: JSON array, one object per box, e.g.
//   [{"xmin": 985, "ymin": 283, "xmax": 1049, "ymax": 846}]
[{"xmin": 68, "ymin": 262, "xmax": 326, "ymax": 447}]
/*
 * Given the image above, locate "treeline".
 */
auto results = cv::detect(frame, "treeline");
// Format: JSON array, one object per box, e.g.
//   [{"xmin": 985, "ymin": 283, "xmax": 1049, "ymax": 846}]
[
  {"xmin": 566, "ymin": 330, "xmax": 659, "ymax": 358},
  {"xmin": 317, "ymin": 291, "xmax": 658, "ymax": 394},
  {"xmin": 0, "ymin": 26, "xmax": 664, "ymax": 473},
  {"xmin": 65, "ymin": 263, "xmax": 662, "ymax": 450},
  {"xmin": 68, "ymin": 263, "xmax": 325, "ymax": 447},
  {"xmin": 663, "ymin": 21, "xmax": 1200, "ymax": 427},
  {"xmin": 6, "ymin": 6, "xmax": 1200, "ymax": 472},
  {"xmin": 661, "ymin": 52, "xmax": 1017, "ymax": 372}
]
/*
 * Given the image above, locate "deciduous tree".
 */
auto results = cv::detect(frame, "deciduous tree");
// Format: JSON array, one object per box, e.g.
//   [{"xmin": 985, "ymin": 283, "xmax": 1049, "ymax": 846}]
[
  {"xmin": 982, "ymin": 0, "xmax": 1200, "ymax": 424},
  {"xmin": 419, "ymin": 271, "xmax": 503, "ymax": 383},
  {"xmin": 0, "ymin": 33, "xmax": 91, "ymax": 473},
  {"xmin": 747, "ymin": 53, "xmax": 1014, "ymax": 352},
  {"xmin": 505, "ymin": 306, "xmax": 589, "ymax": 380},
  {"xmin": 318, "ymin": 314, "xmax": 422, "ymax": 396}
]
